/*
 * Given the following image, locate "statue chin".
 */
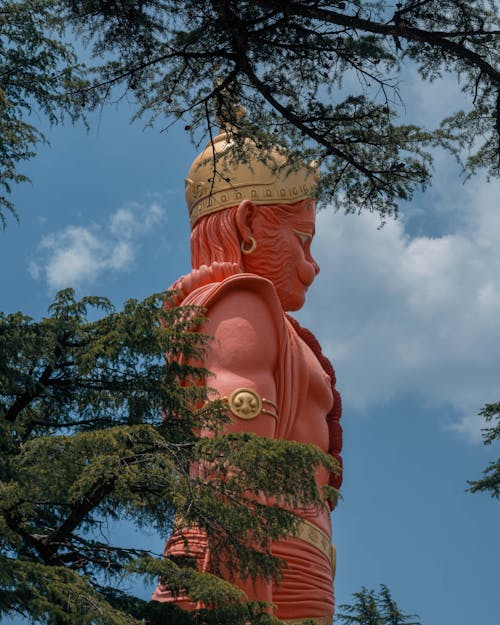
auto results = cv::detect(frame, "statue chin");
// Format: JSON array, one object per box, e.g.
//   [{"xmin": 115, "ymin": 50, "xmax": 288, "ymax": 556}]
[
  {"xmin": 281, "ymin": 291, "xmax": 306, "ymax": 312},
  {"xmin": 270, "ymin": 278, "xmax": 308, "ymax": 312}
]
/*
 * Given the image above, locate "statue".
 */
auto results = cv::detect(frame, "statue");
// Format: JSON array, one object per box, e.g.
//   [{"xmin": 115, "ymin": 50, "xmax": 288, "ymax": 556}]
[{"xmin": 153, "ymin": 131, "xmax": 343, "ymax": 625}]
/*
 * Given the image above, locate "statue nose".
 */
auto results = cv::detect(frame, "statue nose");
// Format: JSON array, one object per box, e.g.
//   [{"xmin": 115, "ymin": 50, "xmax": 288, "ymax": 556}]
[{"xmin": 299, "ymin": 261, "xmax": 318, "ymax": 287}]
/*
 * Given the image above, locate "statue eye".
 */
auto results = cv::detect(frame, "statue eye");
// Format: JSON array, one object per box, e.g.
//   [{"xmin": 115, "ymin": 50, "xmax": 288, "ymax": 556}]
[{"xmin": 293, "ymin": 229, "xmax": 312, "ymax": 246}]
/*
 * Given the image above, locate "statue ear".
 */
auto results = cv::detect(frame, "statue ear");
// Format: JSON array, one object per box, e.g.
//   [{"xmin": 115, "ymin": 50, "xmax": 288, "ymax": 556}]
[{"xmin": 235, "ymin": 200, "xmax": 258, "ymax": 241}]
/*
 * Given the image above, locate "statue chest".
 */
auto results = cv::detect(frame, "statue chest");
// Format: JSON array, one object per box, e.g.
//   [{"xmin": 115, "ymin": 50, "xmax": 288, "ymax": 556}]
[{"xmin": 286, "ymin": 333, "xmax": 333, "ymax": 454}]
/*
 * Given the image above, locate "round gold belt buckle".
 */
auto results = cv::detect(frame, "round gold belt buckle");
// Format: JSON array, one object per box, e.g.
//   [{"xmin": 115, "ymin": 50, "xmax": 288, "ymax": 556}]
[{"xmin": 228, "ymin": 388, "xmax": 263, "ymax": 420}]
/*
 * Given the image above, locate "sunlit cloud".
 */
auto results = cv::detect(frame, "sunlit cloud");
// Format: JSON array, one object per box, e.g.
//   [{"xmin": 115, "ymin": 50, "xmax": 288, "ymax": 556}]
[
  {"xmin": 302, "ymin": 175, "xmax": 500, "ymax": 442},
  {"xmin": 29, "ymin": 200, "xmax": 166, "ymax": 290}
]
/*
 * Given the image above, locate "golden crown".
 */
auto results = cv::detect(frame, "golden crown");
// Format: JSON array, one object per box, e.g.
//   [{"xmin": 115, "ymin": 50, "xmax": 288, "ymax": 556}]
[{"xmin": 185, "ymin": 132, "xmax": 319, "ymax": 227}]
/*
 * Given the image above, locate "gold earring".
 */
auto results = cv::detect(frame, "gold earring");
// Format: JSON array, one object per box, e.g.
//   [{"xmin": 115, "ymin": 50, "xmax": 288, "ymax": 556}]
[{"xmin": 241, "ymin": 236, "xmax": 257, "ymax": 254}]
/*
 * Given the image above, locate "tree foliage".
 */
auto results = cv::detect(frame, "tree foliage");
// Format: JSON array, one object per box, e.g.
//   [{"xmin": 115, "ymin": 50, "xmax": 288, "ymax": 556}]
[
  {"xmin": 1, "ymin": 1, "xmax": 499, "ymax": 226},
  {"xmin": 468, "ymin": 402, "xmax": 500, "ymax": 499},
  {"xmin": 336, "ymin": 585, "xmax": 421, "ymax": 625},
  {"xmin": 0, "ymin": 0, "xmax": 88, "ymax": 226},
  {"xmin": 61, "ymin": 0, "xmax": 500, "ymax": 219},
  {"xmin": 0, "ymin": 289, "xmax": 334, "ymax": 624}
]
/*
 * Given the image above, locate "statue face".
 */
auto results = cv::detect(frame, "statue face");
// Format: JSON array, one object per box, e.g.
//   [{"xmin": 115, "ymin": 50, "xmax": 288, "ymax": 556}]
[{"xmin": 242, "ymin": 200, "xmax": 320, "ymax": 311}]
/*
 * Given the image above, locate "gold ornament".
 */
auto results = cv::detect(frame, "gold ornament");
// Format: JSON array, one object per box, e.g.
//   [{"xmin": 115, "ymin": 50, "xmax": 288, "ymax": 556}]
[
  {"xmin": 185, "ymin": 132, "xmax": 319, "ymax": 227},
  {"xmin": 240, "ymin": 236, "xmax": 257, "ymax": 254},
  {"xmin": 228, "ymin": 388, "xmax": 262, "ymax": 419},
  {"xmin": 294, "ymin": 518, "xmax": 336, "ymax": 575},
  {"xmin": 227, "ymin": 388, "xmax": 278, "ymax": 420}
]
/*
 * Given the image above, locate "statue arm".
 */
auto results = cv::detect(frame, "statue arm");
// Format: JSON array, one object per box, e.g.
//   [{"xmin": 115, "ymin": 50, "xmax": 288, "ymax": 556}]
[
  {"xmin": 203, "ymin": 286, "xmax": 279, "ymax": 438},
  {"xmin": 201, "ymin": 285, "xmax": 279, "ymax": 606}
]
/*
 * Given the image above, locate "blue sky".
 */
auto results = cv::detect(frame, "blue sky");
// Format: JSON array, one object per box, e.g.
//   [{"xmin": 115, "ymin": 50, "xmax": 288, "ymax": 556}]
[{"xmin": 1, "ymin": 70, "xmax": 499, "ymax": 625}]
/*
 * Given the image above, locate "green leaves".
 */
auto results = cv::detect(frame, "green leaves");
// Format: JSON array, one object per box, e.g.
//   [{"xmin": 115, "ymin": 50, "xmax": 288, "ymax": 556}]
[
  {"xmin": 1, "ymin": 1, "xmax": 498, "ymax": 224},
  {"xmin": 337, "ymin": 585, "xmax": 421, "ymax": 625},
  {"xmin": 0, "ymin": 290, "xmax": 333, "ymax": 623},
  {"xmin": 0, "ymin": 1, "xmax": 89, "ymax": 226},
  {"xmin": 57, "ymin": 0, "xmax": 499, "ymax": 219},
  {"xmin": 0, "ymin": 289, "xmax": 209, "ymax": 432},
  {"xmin": 467, "ymin": 402, "xmax": 500, "ymax": 498},
  {"xmin": 2, "ymin": 1, "xmax": 498, "ymax": 224},
  {"xmin": 0, "ymin": 558, "xmax": 142, "ymax": 625}
]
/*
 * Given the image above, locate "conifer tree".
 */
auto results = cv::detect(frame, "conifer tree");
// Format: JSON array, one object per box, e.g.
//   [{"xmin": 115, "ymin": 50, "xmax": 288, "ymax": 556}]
[
  {"xmin": 61, "ymin": 0, "xmax": 500, "ymax": 220},
  {"xmin": 0, "ymin": 0, "xmax": 88, "ymax": 226},
  {"xmin": 0, "ymin": 289, "xmax": 334, "ymax": 624},
  {"xmin": 1, "ymin": 1, "xmax": 499, "ymax": 225},
  {"xmin": 336, "ymin": 585, "xmax": 421, "ymax": 625},
  {"xmin": 468, "ymin": 402, "xmax": 500, "ymax": 499}
]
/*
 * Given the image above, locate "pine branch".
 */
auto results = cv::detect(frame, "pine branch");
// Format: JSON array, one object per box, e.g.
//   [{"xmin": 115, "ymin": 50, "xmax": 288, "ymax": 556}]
[{"xmin": 277, "ymin": 1, "xmax": 499, "ymax": 85}]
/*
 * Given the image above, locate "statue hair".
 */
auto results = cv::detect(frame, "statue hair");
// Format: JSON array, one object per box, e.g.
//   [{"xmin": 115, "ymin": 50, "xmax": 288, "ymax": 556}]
[{"xmin": 190, "ymin": 200, "xmax": 310, "ymax": 269}]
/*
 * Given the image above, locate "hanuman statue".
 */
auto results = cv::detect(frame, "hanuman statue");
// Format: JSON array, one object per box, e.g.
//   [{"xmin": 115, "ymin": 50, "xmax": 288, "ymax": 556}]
[{"xmin": 153, "ymin": 130, "xmax": 343, "ymax": 625}]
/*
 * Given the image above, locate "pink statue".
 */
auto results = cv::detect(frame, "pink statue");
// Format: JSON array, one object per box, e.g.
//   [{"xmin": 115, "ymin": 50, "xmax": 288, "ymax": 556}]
[{"xmin": 153, "ymin": 132, "xmax": 342, "ymax": 625}]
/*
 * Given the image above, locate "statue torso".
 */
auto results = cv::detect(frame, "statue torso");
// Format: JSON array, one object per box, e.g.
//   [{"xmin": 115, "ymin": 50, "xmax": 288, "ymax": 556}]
[{"xmin": 180, "ymin": 269, "xmax": 334, "ymax": 537}]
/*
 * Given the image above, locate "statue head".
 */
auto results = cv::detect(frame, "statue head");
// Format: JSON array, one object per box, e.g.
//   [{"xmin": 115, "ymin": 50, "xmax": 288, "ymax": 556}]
[{"xmin": 186, "ymin": 133, "xmax": 320, "ymax": 311}]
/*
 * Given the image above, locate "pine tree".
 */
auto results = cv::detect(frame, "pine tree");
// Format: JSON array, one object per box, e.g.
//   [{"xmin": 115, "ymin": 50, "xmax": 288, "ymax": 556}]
[
  {"xmin": 337, "ymin": 585, "xmax": 421, "ymax": 625},
  {"xmin": 0, "ymin": 0, "xmax": 89, "ymax": 226},
  {"xmin": 468, "ymin": 402, "xmax": 500, "ymax": 499},
  {"xmin": 61, "ymin": 0, "xmax": 499, "ymax": 219},
  {"xmin": 0, "ymin": 289, "xmax": 334, "ymax": 624},
  {"xmin": 2, "ymin": 2, "xmax": 499, "ymax": 225}
]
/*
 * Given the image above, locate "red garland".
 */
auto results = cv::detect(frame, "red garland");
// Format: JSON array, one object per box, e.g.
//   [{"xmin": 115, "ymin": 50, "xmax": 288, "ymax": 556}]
[{"xmin": 286, "ymin": 315, "xmax": 343, "ymax": 508}]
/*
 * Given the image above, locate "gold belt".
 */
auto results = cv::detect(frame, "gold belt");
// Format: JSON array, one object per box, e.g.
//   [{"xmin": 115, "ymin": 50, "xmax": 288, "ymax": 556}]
[
  {"xmin": 292, "ymin": 518, "xmax": 336, "ymax": 576},
  {"xmin": 173, "ymin": 516, "xmax": 336, "ymax": 574}
]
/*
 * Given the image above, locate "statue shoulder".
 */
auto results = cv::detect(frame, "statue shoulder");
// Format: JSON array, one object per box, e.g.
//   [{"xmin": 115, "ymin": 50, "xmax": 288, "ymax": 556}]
[
  {"xmin": 175, "ymin": 272, "xmax": 285, "ymax": 353},
  {"xmin": 202, "ymin": 273, "xmax": 278, "ymax": 301},
  {"xmin": 201, "ymin": 274, "xmax": 283, "ymax": 370},
  {"xmin": 202, "ymin": 273, "xmax": 283, "ymax": 323}
]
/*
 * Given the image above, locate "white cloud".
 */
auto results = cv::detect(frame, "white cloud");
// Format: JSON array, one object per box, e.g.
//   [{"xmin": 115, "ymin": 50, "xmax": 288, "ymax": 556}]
[
  {"xmin": 302, "ymin": 176, "xmax": 500, "ymax": 441},
  {"xmin": 30, "ymin": 200, "xmax": 166, "ymax": 290},
  {"xmin": 109, "ymin": 201, "xmax": 165, "ymax": 239}
]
